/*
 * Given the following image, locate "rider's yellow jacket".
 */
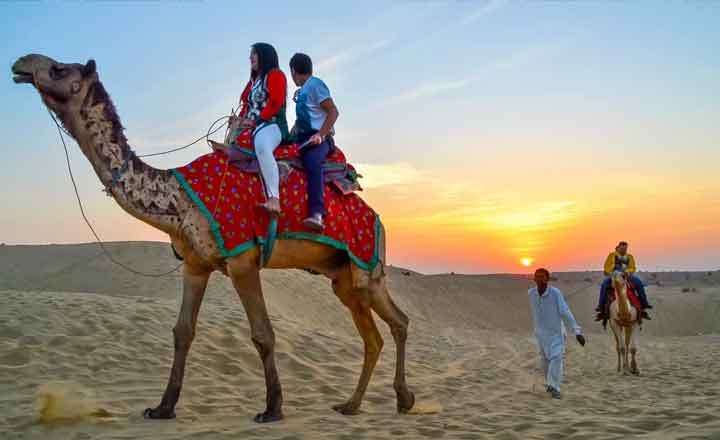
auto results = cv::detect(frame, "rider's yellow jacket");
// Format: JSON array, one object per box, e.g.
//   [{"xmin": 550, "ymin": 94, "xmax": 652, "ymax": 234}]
[{"xmin": 604, "ymin": 251, "xmax": 637, "ymax": 276}]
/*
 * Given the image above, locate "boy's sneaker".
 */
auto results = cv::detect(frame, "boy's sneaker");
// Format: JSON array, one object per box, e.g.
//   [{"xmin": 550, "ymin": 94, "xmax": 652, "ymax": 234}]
[{"xmin": 303, "ymin": 213, "xmax": 324, "ymax": 231}]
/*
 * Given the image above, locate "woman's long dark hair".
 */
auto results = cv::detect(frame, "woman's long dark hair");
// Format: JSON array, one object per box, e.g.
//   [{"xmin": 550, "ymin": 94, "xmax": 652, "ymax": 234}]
[{"xmin": 251, "ymin": 42, "xmax": 280, "ymax": 79}]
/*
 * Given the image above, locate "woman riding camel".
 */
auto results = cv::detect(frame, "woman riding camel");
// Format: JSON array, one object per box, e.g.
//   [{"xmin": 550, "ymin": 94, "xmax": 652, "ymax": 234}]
[{"xmin": 223, "ymin": 42, "xmax": 289, "ymax": 214}]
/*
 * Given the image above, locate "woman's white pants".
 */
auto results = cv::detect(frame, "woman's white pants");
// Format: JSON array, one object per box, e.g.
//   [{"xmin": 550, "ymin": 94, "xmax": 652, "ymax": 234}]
[{"xmin": 253, "ymin": 124, "xmax": 281, "ymax": 199}]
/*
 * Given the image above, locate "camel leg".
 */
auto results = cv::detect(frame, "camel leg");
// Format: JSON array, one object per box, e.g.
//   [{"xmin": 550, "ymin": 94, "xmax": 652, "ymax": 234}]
[
  {"xmin": 144, "ymin": 264, "xmax": 210, "ymax": 419},
  {"xmin": 228, "ymin": 264, "xmax": 283, "ymax": 423},
  {"xmin": 622, "ymin": 326, "xmax": 633, "ymax": 375},
  {"xmin": 630, "ymin": 325, "xmax": 640, "ymax": 375},
  {"xmin": 330, "ymin": 268, "xmax": 383, "ymax": 415},
  {"xmin": 368, "ymin": 275, "xmax": 415, "ymax": 413},
  {"xmin": 611, "ymin": 323, "xmax": 622, "ymax": 373}
]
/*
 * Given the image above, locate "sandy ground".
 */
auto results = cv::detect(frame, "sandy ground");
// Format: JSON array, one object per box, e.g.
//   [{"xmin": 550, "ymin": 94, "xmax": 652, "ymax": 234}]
[{"xmin": 1, "ymin": 242, "xmax": 719, "ymax": 439}]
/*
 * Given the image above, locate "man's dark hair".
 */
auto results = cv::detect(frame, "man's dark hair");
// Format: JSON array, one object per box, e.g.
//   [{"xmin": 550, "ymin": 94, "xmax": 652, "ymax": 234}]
[
  {"xmin": 618, "ymin": 241, "xmax": 628, "ymax": 246},
  {"xmin": 289, "ymin": 53, "xmax": 313, "ymax": 75},
  {"xmin": 535, "ymin": 268, "xmax": 550, "ymax": 277},
  {"xmin": 251, "ymin": 42, "xmax": 280, "ymax": 79}
]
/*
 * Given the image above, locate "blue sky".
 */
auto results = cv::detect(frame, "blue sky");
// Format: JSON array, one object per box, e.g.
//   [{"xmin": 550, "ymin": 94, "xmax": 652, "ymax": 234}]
[{"xmin": 1, "ymin": 1, "xmax": 719, "ymax": 272}]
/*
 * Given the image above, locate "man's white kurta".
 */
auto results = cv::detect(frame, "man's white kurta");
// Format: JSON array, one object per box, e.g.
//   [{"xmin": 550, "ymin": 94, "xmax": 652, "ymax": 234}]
[{"xmin": 528, "ymin": 286, "xmax": 582, "ymax": 360}]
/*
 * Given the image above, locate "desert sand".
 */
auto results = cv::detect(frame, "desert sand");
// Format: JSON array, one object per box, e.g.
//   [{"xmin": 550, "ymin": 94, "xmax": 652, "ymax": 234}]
[{"xmin": 1, "ymin": 242, "xmax": 719, "ymax": 439}]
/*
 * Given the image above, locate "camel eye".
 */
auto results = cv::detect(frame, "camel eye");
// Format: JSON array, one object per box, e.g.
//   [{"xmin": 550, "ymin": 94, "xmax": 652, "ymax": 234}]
[{"xmin": 49, "ymin": 65, "xmax": 68, "ymax": 80}]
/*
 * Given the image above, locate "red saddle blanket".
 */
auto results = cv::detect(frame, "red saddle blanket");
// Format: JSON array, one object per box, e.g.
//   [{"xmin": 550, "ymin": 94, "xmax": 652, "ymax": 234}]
[
  {"xmin": 609, "ymin": 283, "xmax": 643, "ymax": 311},
  {"xmin": 171, "ymin": 151, "xmax": 380, "ymax": 270}
]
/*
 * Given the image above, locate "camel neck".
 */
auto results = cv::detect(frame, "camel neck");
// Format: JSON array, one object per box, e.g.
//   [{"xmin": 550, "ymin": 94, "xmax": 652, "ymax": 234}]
[
  {"xmin": 66, "ymin": 81, "xmax": 187, "ymax": 235},
  {"xmin": 615, "ymin": 282, "xmax": 631, "ymax": 319}
]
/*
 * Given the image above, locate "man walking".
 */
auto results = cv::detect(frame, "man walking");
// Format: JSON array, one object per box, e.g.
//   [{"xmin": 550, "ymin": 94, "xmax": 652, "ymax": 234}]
[{"xmin": 528, "ymin": 268, "xmax": 586, "ymax": 399}]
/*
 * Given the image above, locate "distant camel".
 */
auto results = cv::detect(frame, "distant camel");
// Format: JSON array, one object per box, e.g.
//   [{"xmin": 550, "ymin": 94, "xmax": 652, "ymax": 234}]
[
  {"xmin": 609, "ymin": 271, "xmax": 641, "ymax": 375},
  {"xmin": 12, "ymin": 53, "xmax": 415, "ymax": 422}
]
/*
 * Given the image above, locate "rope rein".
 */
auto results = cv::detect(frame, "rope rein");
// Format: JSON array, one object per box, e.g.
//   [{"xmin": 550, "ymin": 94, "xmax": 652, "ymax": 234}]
[{"xmin": 47, "ymin": 109, "xmax": 230, "ymax": 278}]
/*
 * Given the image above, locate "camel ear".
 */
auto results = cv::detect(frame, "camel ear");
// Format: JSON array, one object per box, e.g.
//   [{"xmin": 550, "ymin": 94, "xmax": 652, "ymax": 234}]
[{"xmin": 82, "ymin": 59, "xmax": 96, "ymax": 77}]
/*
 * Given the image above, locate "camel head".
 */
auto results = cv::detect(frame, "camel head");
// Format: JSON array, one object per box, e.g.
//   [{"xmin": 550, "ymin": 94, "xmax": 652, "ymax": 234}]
[
  {"xmin": 12, "ymin": 54, "xmax": 98, "ymax": 129},
  {"xmin": 611, "ymin": 270, "xmax": 627, "ymax": 292}
]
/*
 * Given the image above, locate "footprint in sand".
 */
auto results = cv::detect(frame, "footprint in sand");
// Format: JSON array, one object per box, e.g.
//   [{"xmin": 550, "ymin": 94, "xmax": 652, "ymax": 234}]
[{"xmin": 0, "ymin": 347, "xmax": 31, "ymax": 367}]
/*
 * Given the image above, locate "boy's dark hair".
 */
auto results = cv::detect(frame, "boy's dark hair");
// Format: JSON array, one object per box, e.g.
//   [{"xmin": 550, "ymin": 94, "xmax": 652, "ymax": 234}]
[
  {"xmin": 289, "ymin": 53, "xmax": 313, "ymax": 75},
  {"xmin": 535, "ymin": 268, "xmax": 551, "ymax": 278},
  {"xmin": 251, "ymin": 42, "xmax": 280, "ymax": 79}
]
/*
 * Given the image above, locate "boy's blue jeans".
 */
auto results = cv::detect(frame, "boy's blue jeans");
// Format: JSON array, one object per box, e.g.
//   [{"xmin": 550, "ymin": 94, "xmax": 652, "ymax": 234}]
[
  {"xmin": 599, "ymin": 274, "xmax": 649, "ymax": 308},
  {"xmin": 300, "ymin": 138, "xmax": 332, "ymax": 216}
]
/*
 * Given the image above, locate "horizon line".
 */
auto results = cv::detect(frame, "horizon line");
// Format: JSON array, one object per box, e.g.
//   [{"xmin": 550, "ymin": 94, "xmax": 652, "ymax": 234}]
[{"xmin": 2, "ymin": 240, "xmax": 718, "ymax": 276}]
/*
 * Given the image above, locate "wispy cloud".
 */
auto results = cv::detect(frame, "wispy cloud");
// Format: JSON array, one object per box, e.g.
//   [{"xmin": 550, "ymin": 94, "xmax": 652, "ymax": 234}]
[
  {"xmin": 481, "ymin": 201, "xmax": 578, "ymax": 232},
  {"xmin": 316, "ymin": 39, "xmax": 394, "ymax": 74},
  {"xmin": 355, "ymin": 162, "xmax": 424, "ymax": 188},
  {"xmin": 375, "ymin": 40, "xmax": 567, "ymax": 108},
  {"xmin": 460, "ymin": 0, "xmax": 508, "ymax": 26},
  {"xmin": 383, "ymin": 79, "xmax": 470, "ymax": 104}
]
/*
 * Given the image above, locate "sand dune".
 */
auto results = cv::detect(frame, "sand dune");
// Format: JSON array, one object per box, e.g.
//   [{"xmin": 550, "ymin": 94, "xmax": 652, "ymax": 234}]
[{"xmin": 1, "ymin": 242, "xmax": 719, "ymax": 439}]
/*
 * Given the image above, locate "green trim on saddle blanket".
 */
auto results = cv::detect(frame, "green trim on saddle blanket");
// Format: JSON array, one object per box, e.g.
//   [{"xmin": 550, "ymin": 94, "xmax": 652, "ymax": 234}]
[{"xmin": 171, "ymin": 169, "xmax": 381, "ymax": 271}]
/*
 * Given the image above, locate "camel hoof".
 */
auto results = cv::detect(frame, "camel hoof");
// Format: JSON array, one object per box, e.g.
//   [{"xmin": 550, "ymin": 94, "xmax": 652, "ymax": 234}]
[
  {"xmin": 631, "ymin": 368, "xmax": 640, "ymax": 376},
  {"xmin": 143, "ymin": 407, "xmax": 176, "ymax": 420},
  {"xmin": 332, "ymin": 402, "xmax": 361, "ymax": 416},
  {"xmin": 397, "ymin": 391, "xmax": 415, "ymax": 414},
  {"xmin": 253, "ymin": 411, "xmax": 283, "ymax": 423}
]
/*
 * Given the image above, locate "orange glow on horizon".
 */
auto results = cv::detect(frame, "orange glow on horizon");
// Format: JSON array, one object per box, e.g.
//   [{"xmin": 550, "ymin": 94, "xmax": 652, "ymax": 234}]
[{"xmin": 357, "ymin": 165, "xmax": 720, "ymax": 273}]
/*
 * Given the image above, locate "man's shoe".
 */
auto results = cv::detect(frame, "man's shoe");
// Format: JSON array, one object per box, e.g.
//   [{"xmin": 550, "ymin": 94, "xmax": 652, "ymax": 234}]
[
  {"xmin": 549, "ymin": 388, "xmax": 561, "ymax": 399},
  {"xmin": 641, "ymin": 311, "xmax": 651, "ymax": 320},
  {"xmin": 644, "ymin": 304, "xmax": 653, "ymax": 309},
  {"xmin": 303, "ymin": 213, "xmax": 324, "ymax": 231}
]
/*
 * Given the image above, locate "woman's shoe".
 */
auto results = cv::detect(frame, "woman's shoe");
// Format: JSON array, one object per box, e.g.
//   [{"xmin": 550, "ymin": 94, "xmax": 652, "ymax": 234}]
[{"xmin": 259, "ymin": 197, "xmax": 281, "ymax": 215}]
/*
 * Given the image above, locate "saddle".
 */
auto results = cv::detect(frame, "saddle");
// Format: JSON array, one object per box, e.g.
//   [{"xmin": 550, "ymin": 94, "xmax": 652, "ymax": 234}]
[{"xmin": 209, "ymin": 139, "xmax": 362, "ymax": 195}]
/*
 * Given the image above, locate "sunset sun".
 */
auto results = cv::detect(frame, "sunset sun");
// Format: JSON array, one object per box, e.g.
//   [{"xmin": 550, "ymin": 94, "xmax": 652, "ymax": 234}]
[{"xmin": 521, "ymin": 258, "xmax": 534, "ymax": 267}]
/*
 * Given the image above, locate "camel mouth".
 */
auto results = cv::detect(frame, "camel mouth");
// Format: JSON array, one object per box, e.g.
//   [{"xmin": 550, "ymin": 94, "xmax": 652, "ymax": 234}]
[
  {"xmin": 13, "ymin": 73, "xmax": 34, "ymax": 84},
  {"xmin": 11, "ymin": 62, "xmax": 34, "ymax": 84}
]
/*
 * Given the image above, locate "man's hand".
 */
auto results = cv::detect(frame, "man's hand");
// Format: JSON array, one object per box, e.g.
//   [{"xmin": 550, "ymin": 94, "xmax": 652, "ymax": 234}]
[
  {"xmin": 576, "ymin": 334, "xmax": 586, "ymax": 346},
  {"xmin": 240, "ymin": 118, "xmax": 256, "ymax": 129},
  {"xmin": 309, "ymin": 133, "xmax": 324, "ymax": 145}
]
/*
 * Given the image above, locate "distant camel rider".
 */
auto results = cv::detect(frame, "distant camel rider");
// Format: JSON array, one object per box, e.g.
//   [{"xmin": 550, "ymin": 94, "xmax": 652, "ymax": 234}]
[{"xmin": 596, "ymin": 241, "xmax": 652, "ymax": 321}]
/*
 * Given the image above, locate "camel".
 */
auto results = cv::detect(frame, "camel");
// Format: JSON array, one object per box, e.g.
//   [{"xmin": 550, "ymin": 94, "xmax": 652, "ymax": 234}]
[
  {"xmin": 11, "ymin": 54, "xmax": 415, "ymax": 422},
  {"xmin": 608, "ymin": 271, "xmax": 641, "ymax": 375}
]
